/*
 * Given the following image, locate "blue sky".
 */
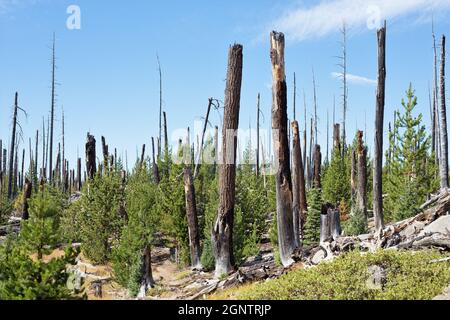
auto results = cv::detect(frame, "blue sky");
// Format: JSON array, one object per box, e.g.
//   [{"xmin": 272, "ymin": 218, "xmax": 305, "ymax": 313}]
[{"xmin": 0, "ymin": 0, "xmax": 449, "ymax": 171}]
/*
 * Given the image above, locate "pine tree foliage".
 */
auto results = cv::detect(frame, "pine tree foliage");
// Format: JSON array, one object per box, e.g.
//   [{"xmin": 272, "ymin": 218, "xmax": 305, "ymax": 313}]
[
  {"xmin": 112, "ymin": 164, "xmax": 159, "ymax": 296},
  {"xmin": 303, "ymin": 188, "xmax": 322, "ymax": 245},
  {"xmin": 0, "ymin": 186, "xmax": 78, "ymax": 300},
  {"xmin": 78, "ymin": 172, "xmax": 125, "ymax": 264},
  {"xmin": 384, "ymin": 85, "xmax": 438, "ymax": 221}
]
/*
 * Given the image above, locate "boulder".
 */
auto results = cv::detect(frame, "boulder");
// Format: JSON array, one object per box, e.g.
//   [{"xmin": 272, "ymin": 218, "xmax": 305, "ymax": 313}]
[{"xmin": 421, "ymin": 215, "xmax": 450, "ymax": 236}]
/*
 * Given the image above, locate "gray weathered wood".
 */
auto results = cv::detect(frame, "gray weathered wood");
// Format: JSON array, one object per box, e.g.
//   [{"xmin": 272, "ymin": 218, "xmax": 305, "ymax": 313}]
[
  {"xmin": 270, "ymin": 31, "xmax": 296, "ymax": 267},
  {"xmin": 212, "ymin": 44, "xmax": 243, "ymax": 276},
  {"xmin": 373, "ymin": 21, "xmax": 386, "ymax": 234}
]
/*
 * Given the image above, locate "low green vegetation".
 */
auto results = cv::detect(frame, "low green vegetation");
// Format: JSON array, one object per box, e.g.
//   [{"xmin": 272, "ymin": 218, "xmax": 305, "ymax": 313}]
[
  {"xmin": 212, "ymin": 250, "xmax": 450, "ymax": 300},
  {"xmin": 0, "ymin": 186, "xmax": 79, "ymax": 300}
]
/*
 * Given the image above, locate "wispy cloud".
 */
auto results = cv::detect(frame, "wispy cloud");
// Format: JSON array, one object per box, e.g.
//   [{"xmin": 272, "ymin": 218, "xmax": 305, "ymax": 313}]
[
  {"xmin": 331, "ymin": 72, "xmax": 377, "ymax": 86},
  {"xmin": 270, "ymin": 0, "xmax": 450, "ymax": 42},
  {"xmin": 0, "ymin": 0, "xmax": 39, "ymax": 14}
]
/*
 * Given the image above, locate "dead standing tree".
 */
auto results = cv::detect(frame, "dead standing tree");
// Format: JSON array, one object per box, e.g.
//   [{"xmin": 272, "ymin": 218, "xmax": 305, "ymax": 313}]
[
  {"xmin": 292, "ymin": 120, "xmax": 307, "ymax": 246},
  {"xmin": 270, "ymin": 31, "xmax": 296, "ymax": 267},
  {"xmin": 373, "ymin": 21, "xmax": 387, "ymax": 235},
  {"xmin": 151, "ymin": 137, "xmax": 160, "ymax": 184},
  {"xmin": 49, "ymin": 33, "xmax": 56, "ymax": 184},
  {"xmin": 86, "ymin": 134, "xmax": 97, "ymax": 180},
  {"xmin": 22, "ymin": 178, "xmax": 32, "ymax": 220},
  {"xmin": 356, "ymin": 131, "xmax": 368, "ymax": 222},
  {"xmin": 183, "ymin": 131, "xmax": 202, "ymax": 269},
  {"xmin": 8, "ymin": 92, "xmax": 26, "ymax": 199},
  {"xmin": 439, "ymin": 35, "xmax": 448, "ymax": 190},
  {"xmin": 212, "ymin": 44, "xmax": 243, "ymax": 277}
]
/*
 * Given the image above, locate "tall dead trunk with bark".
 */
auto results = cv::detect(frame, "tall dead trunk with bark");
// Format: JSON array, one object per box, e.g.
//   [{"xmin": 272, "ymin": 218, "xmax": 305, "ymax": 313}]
[
  {"xmin": 439, "ymin": 35, "xmax": 448, "ymax": 190},
  {"xmin": 313, "ymin": 145, "xmax": 322, "ymax": 189},
  {"xmin": 270, "ymin": 31, "xmax": 296, "ymax": 267},
  {"xmin": 184, "ymin": 164, "xmax": 202, "ymax": 269},
  {"xmin": 291, "ymin": 120, "xmax": 307, "ymax": 246},
  {"xmin": 333, "ymin": 123, "xmax": 341, "ymax": 155},
  {"xmin": 351, "ymin": 149, "xmax": 357, "ymax": 200},
  {"xmin": 86, "ymin": 134, "xmax": 97, "ymax": 180},
  {"xmin": 373, "ymin": 21, "xmax": 387, "ymax": 234},
  {"xmin": 356, "ymin": 131, "xmax": 368, "ymax": 220},
  {"xmin": 212, "ymin": 44, "xmax": 243, "ymax": 277},
  {"xmin": 22, "ymin": 178, "xmax": 32, "ymax": 220}
]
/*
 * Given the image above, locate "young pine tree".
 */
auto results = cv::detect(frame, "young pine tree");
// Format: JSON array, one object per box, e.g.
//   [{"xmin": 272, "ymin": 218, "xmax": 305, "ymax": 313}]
[
  {"xmin": 385, "ymin": 84, "xmax": 438, "ymax": 221},
  {"xmin": 112, "ymin": 164, "xmax": 159, "ymax": 297},
  {"xmin": 0, "ymin": 186, "xmax": 78, "ymax": 300}
]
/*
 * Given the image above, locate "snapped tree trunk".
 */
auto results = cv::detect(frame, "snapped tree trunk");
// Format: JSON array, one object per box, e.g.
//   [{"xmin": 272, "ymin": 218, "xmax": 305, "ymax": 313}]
[
  {"xmin": 291, "ymin": 120, "xmax": 307, "ymax": 246},
  {"xmin": 22, "ymin": 178, "xmax": 32, "ymax": 220},
  {"xmin": 184, "ymin": 165, "xmax": 202, "ymax": 269},
  {"xmin": 139, "ymin": 245, "xmax": 155, "ymax": 296},
  {"xmin": 373, "ymin": 21, "xmax": 386, "ymax": 234},
  {"xmin": 212, "ymin": 44, "xmax": 243, "ymax": 277},
  {"xmin": 270, "ymin": 31, "xmax": 296, "ymax": 267},
  {"xmin": 351, "ymin": 149, "xmax": 357, "ymax": 201},
  {"xmin": 313, "ymin": 144, "xmax": 322, "ymax": 189},
  {"xmin": 320, "ymin": 204, "xmax": 332, "ymax": 243},
  {"xmin": 439, "ymin": 35, "xmax": 448, "ymax": 189},
  {"xmin": 333, "ymin": 123, "xmax": 341, "ymax": 155},
  {"xmin": 86, "ymin": 134, "xmax": 97, "ymax": 180},
  {"xmin": 356, "ymin": 131, "xmax": 368, "ymax": 221},
  {"xmin": 77, "ymin": 158, "xmax": 82, "ymax": 191},
  {"xmin": 101, "ymin": 136, "xmax": 109, "ymax": 173},
  {"xmin": 140, "ymin": 144, "xmax": 146, "ymax": 168}
]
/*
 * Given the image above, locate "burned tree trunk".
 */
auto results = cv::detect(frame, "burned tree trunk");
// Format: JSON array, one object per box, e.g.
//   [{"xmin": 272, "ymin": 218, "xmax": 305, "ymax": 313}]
[
  {"xmin": 439, "ymin": 35, "xmax": 448, "ymax": 189},
  {"xmin": 101, "ymin": 136, "xmax": 109, "ymax": 173},
  {"xmin": 373, "ymin": 21, "xmax": 386, "ymax": 234},
  {"xmin": 351, "ymin": 149, "xmax": 357, "ymax": 200},
  {"xmin": 212, "ymin": 44, "xmax": 243, "ymax": 277},
  {"xmin": 256, "ymin": 93, "xmax": 261, "ymax": 177},
  {"xmin": 49, "ymin": 33, "xmax": 56, "ymax": 183},
  {"xmin": 8, "ymin": 93, "xmax": 19, "ymax": 199},
  {"xmin": 77, "ymin": 158, "xmax": 82, "ymax": 191},
  {"xmin": 270, "ymin": 31, "xmax": 296, "ymax": 267},
  {"xmin": 151, "ymin": 137, "xmax": 160, "ymax": 184},
  {"xmin": 184, "ymin": 165, "xmax": 202, "ymax": 269},
  {"xmin": 313, "ymin": 145, "xmax": 322, "ymax": 189},
  {"xmin": 138, "ymin": 245, "xmax": 155, "ymax": 297},
  {"xmin": 320, "ymin": 204, "xmax": 332, "ymax": 243},
  {"xmin": 333, "ymin": 123, "xmax": 341, "ymax": 155},
  {"xmin": 292, "ymin": 120, "xmax": 307, "ymax": 246},
  {"xmin": 86, "ymin": 134, "xmax": 97, "ymax": 180},
  {"xmin": 163, "ymin": 111, "xmax": 169, "ymax": 157},
  {"xmin": 22, "ymin": 178, "xmax": 32, "ymax": 220},
  {"xmin": 140, "ymin": 144, "xmax": 146, "ymax": 168},
  {"xmin": 357, "ymin": 131, "xmax": 368, "ymax": 220}
]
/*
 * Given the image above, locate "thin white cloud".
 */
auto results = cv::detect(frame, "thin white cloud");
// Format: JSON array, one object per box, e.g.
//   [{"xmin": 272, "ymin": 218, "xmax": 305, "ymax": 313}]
[
  {"xmin": 331, "ymin": 72, "xmax": 377, "ymax": 86},
  {"xmin": 0, "ymin": 0, "xmax": 39, "ymax": 14},
  {"xmin": 271, "ymin": 0, "xmax": 450, "ymax": 42}
]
